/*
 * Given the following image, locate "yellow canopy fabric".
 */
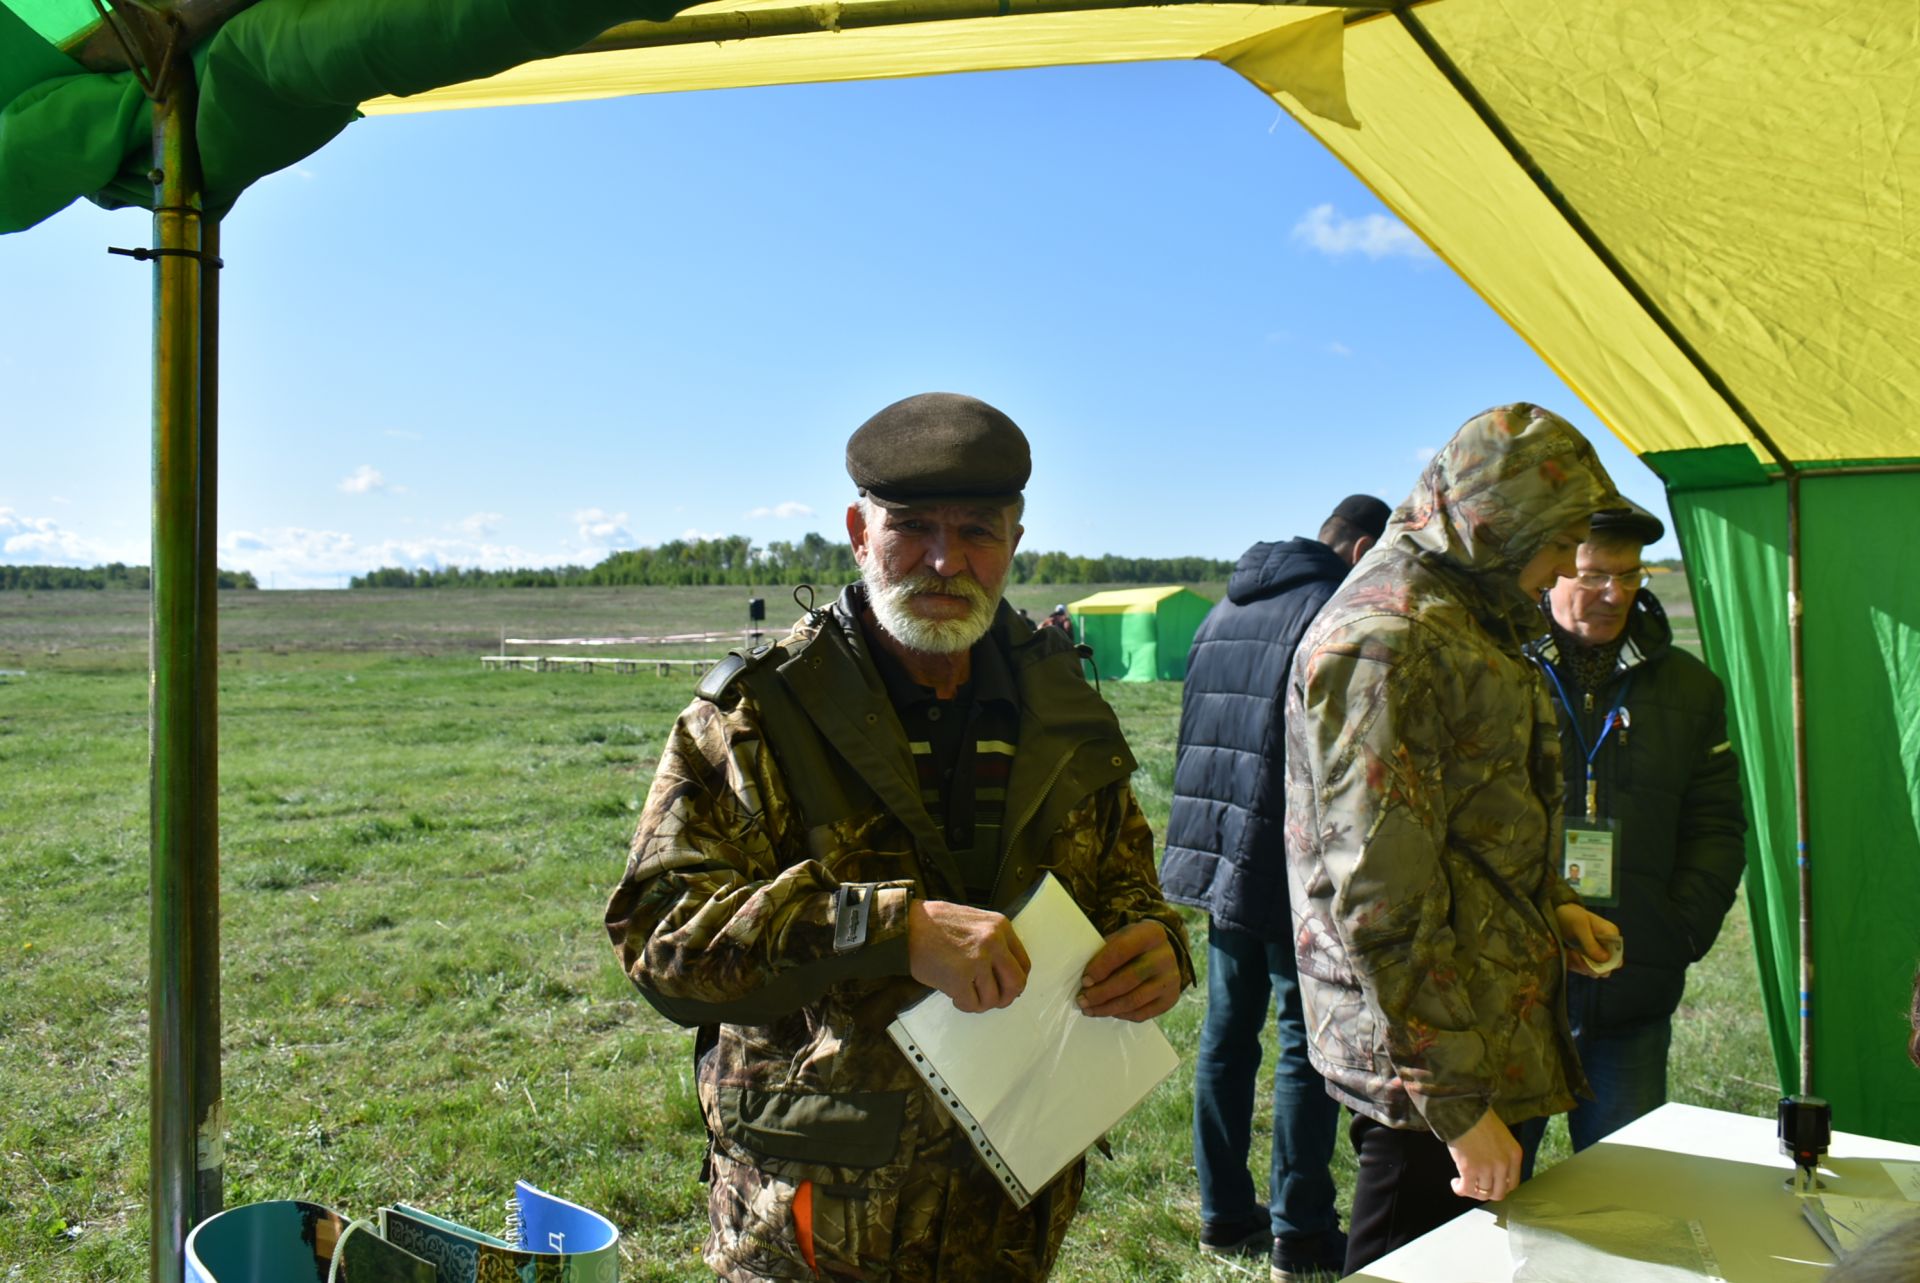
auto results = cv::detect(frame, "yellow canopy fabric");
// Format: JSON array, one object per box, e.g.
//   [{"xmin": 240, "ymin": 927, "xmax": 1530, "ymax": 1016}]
[
  {"xmin": 362, "ymin": 4, "xmax": 1339, "ymax": 116},
  {"xmin": 367, "ymin": 0, "xmax": 1920, "ymax": 471},
  {"xmin": 1068, "ymin": 585, "xmax": 1193, "ymax": 614},
  {"xmin": 1275, "ymin": 4, "xmax": 1920, "ymax": 469}
]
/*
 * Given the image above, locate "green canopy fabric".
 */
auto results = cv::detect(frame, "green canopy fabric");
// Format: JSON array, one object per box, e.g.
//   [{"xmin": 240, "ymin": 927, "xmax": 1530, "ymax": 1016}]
[
  {"xmin": 0, "ymin": 0, "xmax": 684, "ymax": 230},
  {"xmin": 1666, "ymin": 475, "xmax": 1920, "ymax": 1132}
]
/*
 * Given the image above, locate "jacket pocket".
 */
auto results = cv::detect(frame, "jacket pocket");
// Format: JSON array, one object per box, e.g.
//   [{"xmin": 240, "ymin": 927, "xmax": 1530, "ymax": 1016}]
[
  {"xmin": 719, "ymin": 1086, "xmax": 909, "ymax": 1171},
  {"xmin": 708, "ymin": 1146, "xmax": 904, "ymax": 1280}
]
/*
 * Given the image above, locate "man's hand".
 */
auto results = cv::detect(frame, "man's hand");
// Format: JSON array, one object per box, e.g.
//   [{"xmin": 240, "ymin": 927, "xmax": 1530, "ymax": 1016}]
[
  {"xmin": 1077, "ymin": 921, "xmax": 1181, "ymax": 1021},
  {"xmin": 907, "ymin": 900, "xmax": 1031, "ymax": 1013},
  {"xmin": 1555, "ymin": 903, "xmax": 1623, "ymax": 978},
  {"xmin": 1446, "ymin": 1109, "xmax": 1522, "ymax": 1202}
]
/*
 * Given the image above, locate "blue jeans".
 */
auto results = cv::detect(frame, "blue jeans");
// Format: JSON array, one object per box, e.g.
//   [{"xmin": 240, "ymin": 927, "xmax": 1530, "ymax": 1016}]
[
  {"xmin": 1193, "ymin": 921, "xmax": 1341, "ymax": 1240},
  {"xmin": 1516, "ymin": 999, "xmax": 1672, "ymax": 1178}
]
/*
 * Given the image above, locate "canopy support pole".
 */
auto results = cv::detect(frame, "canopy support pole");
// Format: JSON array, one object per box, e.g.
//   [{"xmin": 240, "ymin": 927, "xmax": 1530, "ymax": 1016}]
[
  {"xmin": 1786, "ymin": 473, "xmax": 1811, "ymax": 1098},
  {"xmin": 148, "ymin": 27, "xmax": 223, "ymax": 1283}
]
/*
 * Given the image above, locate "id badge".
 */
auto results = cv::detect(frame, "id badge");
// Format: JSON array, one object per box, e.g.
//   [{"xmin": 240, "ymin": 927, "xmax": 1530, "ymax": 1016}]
[{"xmin": 1562, "ymin": 822, "xmax": 1618, "ymax": 907}]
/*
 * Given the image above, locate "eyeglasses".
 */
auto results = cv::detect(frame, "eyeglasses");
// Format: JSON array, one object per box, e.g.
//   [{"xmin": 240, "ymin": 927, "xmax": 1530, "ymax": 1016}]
[{"xmin": 1571, "ymin": 569, "xmax": 1650, "ymax": 592}]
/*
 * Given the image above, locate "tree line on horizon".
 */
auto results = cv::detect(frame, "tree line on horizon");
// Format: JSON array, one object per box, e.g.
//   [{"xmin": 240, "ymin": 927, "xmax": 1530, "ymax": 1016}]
[
  {"xmin": 2, "ymin": 546, "xmax": 1686, "ymax": 592},
  {"xmin": 0, "ymin": 563, "xmax": 259, "ymax": 591},
  {"xmin": 348, "ymin": 534, "xmax": 1236, "ymax": 590}
]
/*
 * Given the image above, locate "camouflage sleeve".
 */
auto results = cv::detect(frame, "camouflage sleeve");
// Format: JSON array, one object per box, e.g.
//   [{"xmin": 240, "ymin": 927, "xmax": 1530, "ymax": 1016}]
[
  {"xmin": 1083, "ymin": 781, "xmax": 1195, "ymax": 989},
  {"xmin": 1533, "ymin": 678, "xmax": 1584, "ymax": 917},
  {"xmin": 603, "ymin": 692, "xmax": 914, "ymax": 1028},
  {"xmin": 1298, "ymin": 618, "xmax": 1493, "ymax": 1142}
]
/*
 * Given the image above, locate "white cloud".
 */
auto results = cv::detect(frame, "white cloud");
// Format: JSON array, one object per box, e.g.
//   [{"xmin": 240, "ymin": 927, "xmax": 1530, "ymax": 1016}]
[
  {"xmin": 0, "ymin": 506, "xmax": 634, "ymax": 588},
  {"xmin": 1415, "ymin": 446, "xmax": 1439, "ymax": 463},
  {"xmin": 744, "ymin": 501, "xmax": 816, "ymax": 520},
  {"xmin": 681, "ymin": 527, "xmax": 726, "ymax": 542},
  {"xmin": 384, "ymin": 428, "xmax": 422, "ymax": 441},
  {"xmin": 0, "ymin": 508, "xmax": 140, "ymax": 566},
  {"xmin": 1325, "ymin": 341, "xmax": 1354, "ymax": 358},
  {"xmin": 215, "ymin": 526, "xmax": 570, "ymax": 590},
  {"xmin": 339, "ymin": 465, "xmax": 397, "ymax": 495},
  {"xmin": 455, "ymin": 512, "xmax": 505, "ymax": 538},
  {"xmin": 1291, "ymin": 204, "xmax": 1434, "ymax": 262},
  {"xmin": 572, "ymin": 507, "xmax": 634, "ymax": 546}
]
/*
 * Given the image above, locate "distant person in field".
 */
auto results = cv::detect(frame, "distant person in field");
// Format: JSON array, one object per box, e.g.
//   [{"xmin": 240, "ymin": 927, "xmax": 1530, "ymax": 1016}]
[
  {"xmin": 1284, "ymin": 403, "xmax": 1625, "ymax": 1274},
  {"xmin": 1043, "ymin": 603, "xmax": 1071, "ymax": 634},
  {"xmin": 605, "ymin": 392, "xmax": 1191, "ymax": 1281},
  {"xmin": 1513, "ymin": 500, "xmax": 1748, "ymax": 1174},
  {"xmin": 1157, "ymin": 492, "xmax": 1389, "ymax": 1281}
]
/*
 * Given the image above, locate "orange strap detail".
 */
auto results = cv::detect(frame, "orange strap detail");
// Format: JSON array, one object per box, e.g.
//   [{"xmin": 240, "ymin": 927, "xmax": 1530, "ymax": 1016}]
[{"xmin": 793, "ymin": 1178, "xmax": 817, "ymax": 1273}]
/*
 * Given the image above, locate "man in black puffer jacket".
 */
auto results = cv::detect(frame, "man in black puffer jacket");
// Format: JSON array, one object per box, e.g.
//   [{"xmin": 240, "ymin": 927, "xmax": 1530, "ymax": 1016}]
[
  {"xmin": 1161, "ymin": 494, "xmax": 1389, "ymax": 1283},
  {"xmin": 1515, "ymin": 500, "xmax": 1748, "ymax": 1173}
]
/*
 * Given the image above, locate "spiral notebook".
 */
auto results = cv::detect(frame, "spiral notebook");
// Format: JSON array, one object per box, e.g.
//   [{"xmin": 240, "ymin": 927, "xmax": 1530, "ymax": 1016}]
[{"xmin": 886, "ymin": 873, "xmax": 1179, "ymax": 1207}]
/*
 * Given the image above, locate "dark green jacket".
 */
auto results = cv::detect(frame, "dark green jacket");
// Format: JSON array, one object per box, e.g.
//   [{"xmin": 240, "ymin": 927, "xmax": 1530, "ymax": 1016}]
[{"xmin": 1528, "ymin": 592, "xmax": 1748, "ymax": 1032}]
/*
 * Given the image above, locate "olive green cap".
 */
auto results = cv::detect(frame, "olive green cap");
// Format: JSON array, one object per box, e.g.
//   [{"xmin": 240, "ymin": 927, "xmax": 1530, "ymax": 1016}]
[{"xmin": 845, "ymin": 392, "xmax": 1031, "ymax": 509}]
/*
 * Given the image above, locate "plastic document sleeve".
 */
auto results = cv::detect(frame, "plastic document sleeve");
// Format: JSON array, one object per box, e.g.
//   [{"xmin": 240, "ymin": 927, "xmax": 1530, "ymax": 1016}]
[{"xmin": 886, "ymin": 873, "xmax": 1179, "ymax": 1207}]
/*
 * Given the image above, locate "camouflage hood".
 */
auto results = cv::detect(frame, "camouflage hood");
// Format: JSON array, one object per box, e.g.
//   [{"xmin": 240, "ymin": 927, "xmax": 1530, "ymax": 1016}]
[{"xmin": 1384, "ymin": 403, "xmax": 1620, "ymax": 643}]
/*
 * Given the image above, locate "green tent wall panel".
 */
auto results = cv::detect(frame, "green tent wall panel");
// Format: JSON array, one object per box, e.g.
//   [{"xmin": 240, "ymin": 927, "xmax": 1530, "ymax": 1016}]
[{"xmin": 1664, "ymin": 473, "xmax": 1920, "ymax": 1140}]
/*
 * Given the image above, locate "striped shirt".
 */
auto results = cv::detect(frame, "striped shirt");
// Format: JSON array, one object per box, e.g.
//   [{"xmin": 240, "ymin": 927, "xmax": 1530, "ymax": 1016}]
[{"xmin": 871, "ymin": 634, "xmax": 1021, "ymax": 903}]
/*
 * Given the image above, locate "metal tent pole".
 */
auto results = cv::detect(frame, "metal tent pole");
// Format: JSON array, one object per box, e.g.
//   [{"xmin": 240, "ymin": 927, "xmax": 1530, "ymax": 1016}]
[
  {"xmin": 1786, "ymin": 472, "xmax": 1811, "ymax": 1097},
  {"xmin": 148, "ymin": 35, "xmax": 223, "ymax": 1283}
]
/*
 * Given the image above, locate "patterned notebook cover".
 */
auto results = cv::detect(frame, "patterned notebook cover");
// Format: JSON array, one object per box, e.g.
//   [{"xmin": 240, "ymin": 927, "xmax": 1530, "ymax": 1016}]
[
  {"xmin": 185, "ymin": 1183, "xmax": 618, "ymax": 1283},
  {"xmin": 380, "ymin": 1181, "xmax": 619, "ymax": 1283}
]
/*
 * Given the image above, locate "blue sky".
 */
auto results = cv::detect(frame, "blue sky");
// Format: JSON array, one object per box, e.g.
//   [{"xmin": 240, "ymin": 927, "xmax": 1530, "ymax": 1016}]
[{"xmin": 0, "ymin": 59, "xmax": 1675, "ymax": 589}]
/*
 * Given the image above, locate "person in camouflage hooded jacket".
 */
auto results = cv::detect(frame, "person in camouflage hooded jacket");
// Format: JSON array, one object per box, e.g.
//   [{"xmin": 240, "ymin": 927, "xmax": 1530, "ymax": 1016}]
[{"xmin": 1283, "ymin": 403, "xmax": 1626, "ymax": 1273}]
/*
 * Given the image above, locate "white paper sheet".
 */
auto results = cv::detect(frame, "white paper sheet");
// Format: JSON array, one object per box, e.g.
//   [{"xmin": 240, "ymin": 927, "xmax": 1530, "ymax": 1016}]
[
  {"xmin": 886, "ymin": 874, "xmax": 1178, "ymax": 1205},
  {"xmin": 1804, "ymin": 1193, "xmax": 1920, "ymax": 1257},
  {"xmin": 1882, "ymin": 1160, "xmax": 1920, "ymax": 1201},
  {"xmin": 1508, "ymin": 1203, "xmax": 1723, "ymax": 1282}
]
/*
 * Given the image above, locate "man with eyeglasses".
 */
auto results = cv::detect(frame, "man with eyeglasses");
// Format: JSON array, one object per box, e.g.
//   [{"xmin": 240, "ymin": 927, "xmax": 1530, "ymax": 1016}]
[{"xmin": 1514, "ymin": 500, "xmax": 1749, "ymax": 1173}]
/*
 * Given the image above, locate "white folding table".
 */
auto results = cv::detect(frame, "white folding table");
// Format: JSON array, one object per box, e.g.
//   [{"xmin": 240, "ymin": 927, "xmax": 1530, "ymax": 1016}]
[{"xmin": 1349, "ymin": 1101, "xmax": 1920, "ymax": 1281}]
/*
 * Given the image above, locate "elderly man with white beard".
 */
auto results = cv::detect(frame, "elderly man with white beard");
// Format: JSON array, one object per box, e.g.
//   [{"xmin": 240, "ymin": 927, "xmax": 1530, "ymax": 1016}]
[{"xmin": 606, "ymin": 392, "xmax": 1192, "ymax": 1282}]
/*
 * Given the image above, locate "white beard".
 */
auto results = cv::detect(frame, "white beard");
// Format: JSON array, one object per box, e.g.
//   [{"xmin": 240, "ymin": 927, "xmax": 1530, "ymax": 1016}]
[{"xmin": 862, "ymin": 564, "xmax": 1001, "ymax": 655}]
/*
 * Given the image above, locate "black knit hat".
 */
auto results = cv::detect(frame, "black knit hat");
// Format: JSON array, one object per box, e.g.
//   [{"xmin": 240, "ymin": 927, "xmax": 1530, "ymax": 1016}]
[{"xmin": 846, "ymin": 392, "xmax": 1031, "ymax": 509}]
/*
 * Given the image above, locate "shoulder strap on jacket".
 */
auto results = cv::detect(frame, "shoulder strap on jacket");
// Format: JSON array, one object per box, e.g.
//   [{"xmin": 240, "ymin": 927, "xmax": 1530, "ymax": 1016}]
[{"xmin": 720, "ymin": 636, "xmax": 870, "ymax": 840}]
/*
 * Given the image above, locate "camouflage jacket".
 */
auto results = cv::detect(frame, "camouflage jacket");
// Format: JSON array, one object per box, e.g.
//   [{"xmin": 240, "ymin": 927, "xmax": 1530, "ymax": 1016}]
[
  {"xmin": 1284, "ymin": 403, "xmax": 1620, "ymax": 1143},
  {"xmin": 605, "ymin": 585, "xmax": 1190, "ymax": 1277}
]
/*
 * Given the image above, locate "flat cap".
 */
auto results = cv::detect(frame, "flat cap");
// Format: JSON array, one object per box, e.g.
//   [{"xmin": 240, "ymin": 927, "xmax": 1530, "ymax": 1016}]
[
  {"xmin": 1589, "ymin": 499, "xmax": 1666, "ymax": 546},
  {"xmin": 1329, "ymin": 493, "xmax": 1391, "ymax": 540},
  {"xmin": 846, "ymin": 392, "xmax": 1031, "ymax": 509}
]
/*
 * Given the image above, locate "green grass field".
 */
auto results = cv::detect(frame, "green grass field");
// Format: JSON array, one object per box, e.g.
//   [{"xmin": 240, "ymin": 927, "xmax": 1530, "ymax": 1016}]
[{"xmin": 0, "ymin": 581, "xmax": 1769, "ymax": 1281}]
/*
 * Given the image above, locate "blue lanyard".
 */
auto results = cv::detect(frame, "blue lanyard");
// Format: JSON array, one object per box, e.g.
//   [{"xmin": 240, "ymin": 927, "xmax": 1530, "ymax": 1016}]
[
  {"xmin": 1542, "ymin": 663, "xmax": 1632, "ymax": 764},
  {"xmin": 1541, "ymin": 662, "xmax": 1633, "ymax": 819}
]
